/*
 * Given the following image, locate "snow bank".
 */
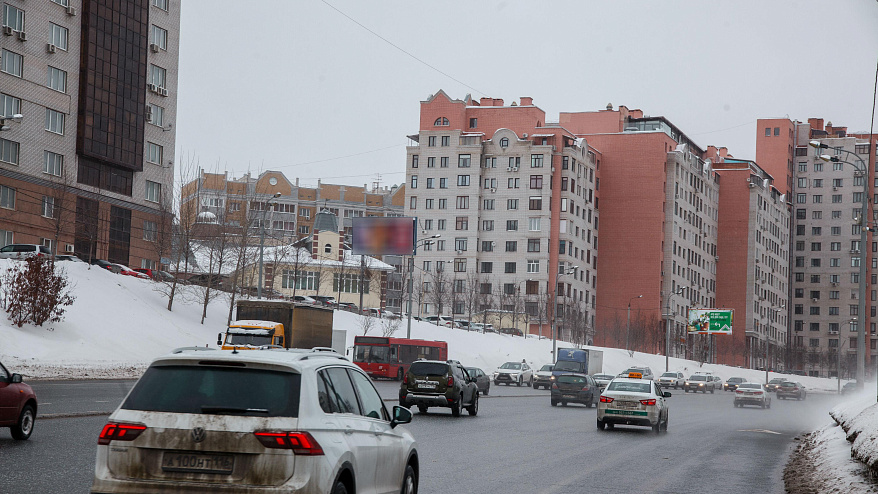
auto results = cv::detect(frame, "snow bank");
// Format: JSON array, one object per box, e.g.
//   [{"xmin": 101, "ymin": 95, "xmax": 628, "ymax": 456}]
[{"xmin": 829, "ymin": 390, "xmax": 878, "ymax": 474}]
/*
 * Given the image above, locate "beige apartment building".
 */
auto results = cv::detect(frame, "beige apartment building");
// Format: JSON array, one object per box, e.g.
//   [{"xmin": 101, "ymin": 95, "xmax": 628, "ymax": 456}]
[{"xmin": 0, "ymin": 0, "xmax": 179, "ymax": 269}]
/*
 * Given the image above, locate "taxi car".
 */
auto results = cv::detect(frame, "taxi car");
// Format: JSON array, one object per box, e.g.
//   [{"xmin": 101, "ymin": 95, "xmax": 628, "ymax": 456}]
[
  {"xmin": 597, "ymin": 374, "xmax": 670, "ymax": 433},
  {"xmin": 733, "ymin": 382, "xmax": 771, "ymax": 408},
  {"xmin": 92, "ymin": 347, "xmax": 418, "ymax": 494}
]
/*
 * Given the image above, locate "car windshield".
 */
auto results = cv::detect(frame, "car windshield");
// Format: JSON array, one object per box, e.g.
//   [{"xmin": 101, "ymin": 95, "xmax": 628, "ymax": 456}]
[
  {"xmin": 225, "ymin": 333, "xmax": 272, "ymax": 346},
  {"xmin": 661, "ymin": 372, "xmax": 677, "ymax": 377},
  {"xmin": 465, "ymin": 367, "xmax": 479, "ymax": 376},
  {"xmin": 354, "ymin": 345, "xmax": 390, "ymax": 363},
  {"xmin": 770, "ymin": 379, "xmax": 785, "ymax": 383},
  {"xmin": 780, "ymin": 382, "xmax": 797, "ymax": 387},
  {"xmin": 554, "ymin": 360, "xmax": 582, "ymax": 372},
  {"xmin": 594, "ymin": 374, "xmax": 613, "ymax": 380},
  {"xmin": 409, "ymin": 362, "xmax": 448, "ymax": 376},
  {"xmin": 122, "ymin": 365, "xmax": 301, "ymax": 417},
  {"xmin": 607, "ymin": 381, "xmax": 651, "ymax": 393},
  {"xmin": 539, "ymin": 365, "xmax": 554, "ymax": 372},
  {"xmin": 729, "ymin": 377, "xmax": 744, "ymax": 383},
  {"xmin": 689, "ymin": 375, "xmax": 707, "ymax": 381},
  {"xmin": 500, "ymin": 362, "xmax": 522, "ymax": 370},
  {"xmin": 738, "ymin": 383, "xmax": 762, "ymax": 389},
  {"xmin": 557, "ymin": 375, "xmax": 586, "ymax": 384},
  {"xmin": 623, "ymin": 368, "xmax": 645, "ymax": 374}
]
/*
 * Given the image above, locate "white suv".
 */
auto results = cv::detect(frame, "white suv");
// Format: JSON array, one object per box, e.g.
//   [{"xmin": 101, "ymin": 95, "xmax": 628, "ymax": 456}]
[
  {"xmin": 0, "ymin": 244, "xmax": 52, "ymax": 260},
  {"xmin": 91, "ymin": 347, "xmax": 419, "ymax": 494}
]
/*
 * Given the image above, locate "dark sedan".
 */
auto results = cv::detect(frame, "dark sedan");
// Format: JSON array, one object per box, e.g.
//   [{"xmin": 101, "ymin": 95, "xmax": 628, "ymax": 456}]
[
  {"xmin": 724, "ymin": 377, "xmax": 746, "ymax": 391},
  {"xmin": 776, "ymin": 381, "xmax": 807, "ymax": 400},
  {"xmin": 465, "ymin": 367, "xmax": 491, "ymax": 396},
  {"xmin": 0, "ymin": 361, "xmax": 37, "ymax": 440},
  {"xmin": 551, "ymin": 373, "xmax": 599, "ymax": 407}
]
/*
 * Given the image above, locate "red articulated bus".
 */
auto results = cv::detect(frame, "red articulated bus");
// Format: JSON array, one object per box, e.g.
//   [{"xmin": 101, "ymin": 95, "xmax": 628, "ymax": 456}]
[{"xmin": 353, "ymin": 336, "xmax": 448, "ymax": 380}]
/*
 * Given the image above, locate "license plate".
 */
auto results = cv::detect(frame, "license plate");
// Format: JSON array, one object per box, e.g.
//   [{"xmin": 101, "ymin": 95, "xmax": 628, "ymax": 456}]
[
  {"xmin": 563, "ymin": 395, "xmax": 576, "ymax": 399},
  {"xmin": 605, "ymin": 409, "xmax": 648, "ymax": 416},
  {"xmin": 616, "ymin": 401, "xmax": 638, "ymax": 409},
  {"xmin": 161, "ymin": 452, "xmax": 234, "ymax": 474},
  {"xmin": 418, "ymin": 382, "xmax": 437, "ymax": 389}
]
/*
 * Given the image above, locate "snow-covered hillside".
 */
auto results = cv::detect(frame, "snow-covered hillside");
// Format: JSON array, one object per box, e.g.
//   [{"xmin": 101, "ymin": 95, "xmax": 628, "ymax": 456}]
[{"xmin": 0, "ymin": 259, "xmax": 850, "ymax": 392}]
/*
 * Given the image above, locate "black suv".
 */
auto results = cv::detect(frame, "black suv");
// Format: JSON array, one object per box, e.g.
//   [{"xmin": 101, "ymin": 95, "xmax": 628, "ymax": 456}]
[{"xmin": 399, "ymin": 360, "xmax": 479, "ymax": 417}]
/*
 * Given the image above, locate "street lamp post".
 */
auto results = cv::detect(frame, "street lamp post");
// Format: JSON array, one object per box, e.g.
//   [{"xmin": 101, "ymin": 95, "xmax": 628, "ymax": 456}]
[
  {"xmin": 257, "ymin": 192, "xmax": 282, "ymax": 299},
  {"xmin": 626, "ymin": 295, "xmax": 643, "ymax": 353},
  {"xmin": 813, "ymin": 141, "xmax": 868, "ymax": 388},
  {"xmin": 665, "ymin": 286, "xmax": 688, "ymax": 372},
  {"xmin": 0, "ymin": 113, "xmax": 23, "ymax": 131},
  {"xmin": 406, "ymin": 235, "xmax": 439, "ymax": 339},
  {"xmin": 551, "ymin": 265, "xmax": 578, "ymax": 362}
]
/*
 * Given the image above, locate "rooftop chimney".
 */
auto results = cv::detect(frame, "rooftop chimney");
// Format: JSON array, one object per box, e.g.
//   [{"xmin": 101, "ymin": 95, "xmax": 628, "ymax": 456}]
[{"xmin": 520, "ymin": 97, "xmax": 533, "ymax": 106}]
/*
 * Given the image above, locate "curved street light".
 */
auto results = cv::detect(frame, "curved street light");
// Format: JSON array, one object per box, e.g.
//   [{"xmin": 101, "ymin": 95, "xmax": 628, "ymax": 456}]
[
  {"xmin": 406, "ymin": 234, "xmax": 440, "ymax": 338},
  {"xmin": 0, "ymin": 113, "xmax": 23, "ymax": 132},
  {"xmin": 257, "ymin": 192, "xmax": 282, "ymax": 299}
]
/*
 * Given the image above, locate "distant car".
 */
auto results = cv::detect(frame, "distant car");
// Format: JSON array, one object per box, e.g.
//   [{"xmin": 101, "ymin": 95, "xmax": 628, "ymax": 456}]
[
  {"xmin": 92, "ymin": 347, "xmax": 418, "ymax": 493},
  {"xmin": 464, "ymin": 367, "xmax": 491, "ymax": 396},
  {"xmin": 90, "ymin": 259, "xmax": 116, "ymax": 271},
  {"xmin": 657, "ymin": 371, "xmax": 685, "ymax": 389},
  {"xmin": 551, "ymin": 373, "xmax": 599, "ymax": 407},
  {"xmin": 683, "ymin": 374, "xmax": 716, "ymax": 393},
  {"xmin": 312, "ymin": 295, "xmax": 337, "ymax": 307},
  {"xmin": 734, "ymin": 382, "xmax": 771, "ymax": 409},
  {"xmin": 618, "ymin": 366, "xmax": 655, "ymax": 381},
  {"xmin": 776, "ymin": 381, "xmax": 807, "ymax": 400},
  {"xmin": 533, "ymin": 364, "xmax": 555, "ymax": 389},
  {"xmin": 54, "ymin": 254, "xmax": 85, "ymax": 262},
  {"xmin": 336, "ymin": 302, "xmax": 359, "ymax": 312},
  {"xmin": 0, "ymin": 244, "xmax": 52, "ymax": 260},
  {"xmin": 724, "ymin": 377, "xmax": 746, "ymax": 391},
  {"xmin": 493, "ymin": 361, "xmax": 533, "ymax": 386},
  {"xmin": 292, "ymin": 295, "xmax": 317, "ymax": 304},
  {"xmin": 499, "ymin": 328, "xmax": 524, "ymax": 336},
  {"xmin": 592, "ymin": 373, "xmax": 615, "ymax": 392},
  {"xmin": 597, "ymin": 377, "xmax": 670, "ymax": 432},
  {"xmin": 0, "ymin": 360, "xmax": 37, "ymax": 440},
  {"xmin": 400, "ymin": 360, "xmax": 479, "ymax": 416},
  {"xmin": 113, "ymin": 264, "xmax": 150, "ymax": 279},
  {"xmin": 133, "ymin": 268, "xmax": 177, "ymax": 282},
  {"xmin": 841, "ymin": 382, "xmax": 858, "ymax": 395},
  {"xmin": 765, "ymin": 378, "xmax": 786, "ymax": 392},
  {"xmin": 712, "ymin": 375, "xmax": 723, "ymax": 389}
]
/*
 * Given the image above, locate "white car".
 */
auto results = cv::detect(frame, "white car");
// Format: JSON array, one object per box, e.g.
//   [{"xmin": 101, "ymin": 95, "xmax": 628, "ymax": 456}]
[
  {"xmin": 0, "ymin": 244, "xmax": 52, "ymax": 260},
  {"xmin": 92, "ymin": 347, "xmax": 418, "ymax": 494},
  {"xmin": 533, "ymin": 364, "xmax": 555, "ymax": 389},
  {"xmin": 597, "ymin": 377, "xmax": 670, "ymax": 432},
  {"xmin": 734, "ymin": 382, "xmax": 772, "ymax": 409},
  {"xmin": 657, "ymin": 371, "xmax": 685, "ymax": 389},
  {"xmin": 493, "ymin": 361, "xmax": 533, "ymax": 386}
]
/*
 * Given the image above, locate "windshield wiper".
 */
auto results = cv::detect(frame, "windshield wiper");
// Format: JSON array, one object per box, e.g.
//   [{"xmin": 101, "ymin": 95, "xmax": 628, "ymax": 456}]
[{"xmin": 201, "ymin": 406, "xmax": 270, "ymax": 415}]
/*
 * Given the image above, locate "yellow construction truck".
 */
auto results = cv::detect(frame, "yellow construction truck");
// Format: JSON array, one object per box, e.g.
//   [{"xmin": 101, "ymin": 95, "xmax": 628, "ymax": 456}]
[{"xmin": 216, "ymin": 299, "xmax": 343, "ymax": 352}]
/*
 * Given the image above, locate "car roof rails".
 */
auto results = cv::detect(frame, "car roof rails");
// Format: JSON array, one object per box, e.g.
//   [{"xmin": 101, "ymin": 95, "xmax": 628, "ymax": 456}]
[{"xmin": 171, "ymin": 346, "xmax": 217, "ymax": 354}]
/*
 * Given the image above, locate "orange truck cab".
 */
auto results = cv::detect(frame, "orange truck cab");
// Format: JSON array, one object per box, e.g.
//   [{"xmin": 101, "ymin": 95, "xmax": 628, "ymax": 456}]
[{"xmin": 217, "ymin": 320, "xmax": 284, "ymax": 350}]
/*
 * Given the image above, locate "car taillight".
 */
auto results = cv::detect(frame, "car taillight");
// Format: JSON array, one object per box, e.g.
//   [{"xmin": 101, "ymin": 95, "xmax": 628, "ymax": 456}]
[
  {"xmin": 640, "ymin": 399, "xmax": 657, "ymax": 406},
  {"xmin": 254, "ymin": 431, "xmax": 324, "ymax": 455},
  {"xmin": 447, "ymin": 376, "xmax": 454, "ymax": 387},
  {"xmin": 754, "ymin": 391, "xmax": 763, "ymax": 395},
  {"xmin": 600, "ymin": 396, "xmax": 614, "ymax": 403},
  {"xmin": 735, "ymin": 390, "xmax": 743, "ymax": 394},
  {"xmin": 403, "ymin": 374, "xmax": 409, "ymax": 384},
  {"xmin": 98, "ymin": 422, "xmax": 146, "ymax": 445},
  {"xmin": 581, "ymin": 386, "xmax": 590, "ymax": 391}
]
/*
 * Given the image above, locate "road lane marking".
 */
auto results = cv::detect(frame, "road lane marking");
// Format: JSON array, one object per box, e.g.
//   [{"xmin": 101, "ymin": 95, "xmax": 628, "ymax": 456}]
[{"xmin": 738, "ymin": 429, "xmax": 782, "ymax": 435}]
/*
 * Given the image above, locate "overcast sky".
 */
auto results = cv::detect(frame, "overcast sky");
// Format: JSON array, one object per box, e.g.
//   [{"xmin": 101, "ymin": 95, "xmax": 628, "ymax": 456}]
[{"xmin": 175, "ymin": 0, "xmax": 878, "ymax": 189}]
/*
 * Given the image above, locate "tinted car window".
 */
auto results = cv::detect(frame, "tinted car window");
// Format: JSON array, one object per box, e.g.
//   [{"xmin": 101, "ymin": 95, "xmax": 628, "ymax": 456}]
[
  {"xmin": 349, "ymin": 370, "xmax": 388, "ymax": 421},
  {"xmin": 409, "ymin": 362, "xmax": 449, "ymax": 376},
  {"xmin": 500, "ymin": 362, "xmax": 522, "ymax": 370},
  {"xmin": 607, "ymin": 382, "xmax": 651, "ymax": 393},
  {"xmin": 0, "ymin": 362, "xmax": 8, "ymax": 380},
  {"xmin": 122, "ymin": 365, "xmax": 301, "ymax": 417},
  {"xmin": 0, "ymin": 246, "xmax": 12, "ymax": 253},
  {"xmin": 738, "ymin": 383, "xmax": 762, "ymax": 389},
  {"xmin": 557, "ymin": 375, "xmax": 586, "ymax": 384},
  {"xmin": 540, "ymin": 365, "xmax": 554, "ymax": 372},
  {"xmin": 689, "ymin": 375, "xmax": 707, "ymax": 381},
  {"xmin": 320, "ymin": 367, "xmax": 361, "ymax": 414},
  {"xmin": 554, "ymin": 361, "xmax": 582, "ymax": 372}
]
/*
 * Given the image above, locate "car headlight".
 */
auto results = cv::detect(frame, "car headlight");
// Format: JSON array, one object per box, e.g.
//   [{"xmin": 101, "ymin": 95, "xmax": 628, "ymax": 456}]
[{"xmin": 550, "ymin": 375, "xmax": 556, "ymax": 380}]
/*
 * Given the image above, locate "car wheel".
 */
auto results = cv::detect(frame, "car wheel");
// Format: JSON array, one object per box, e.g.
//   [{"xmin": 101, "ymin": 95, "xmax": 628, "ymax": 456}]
[
  {"xmin": 11, "ymin": 404, "xmax": 35, "ymax": 440},
  {"xmin": 661, "ymin": 415, "xmax": 669, "ymax": 432},
  {"xmin": 494, "ymin": 380, "xmax": 499, "ymax": 386},
  {"xmin": 533, "ymin": 382, "xmax": 539, "ymax": 389},
  {"xmin": 551, "ymin": 399, "xmax": 558, "ymax": 407},
  {"xmin": 484, "ymin": 385, "xmax": 489, "ymax": 396},
  {"xmin": 761, "ymin": 402, "xmax": 766, "ymax": 409},
  {"xmin": 401, "ymin": 464, "xmax": 417, "ymax": 494},
  {"xmin": 597, "ymin": 418, "xmax": 605, "ymax": 430},
  {"xmin": 528, "ymin": 376, "xmax": 534, "ymax": 386},
  {"xmin": 467, "ymin": 393, "xmax": 479, "ymax": 416},
  {"xmin": 653, "ymin": 421, "xmax": 661, "ymax": 434},
  {"xmin": 606, "ymin": 422, "xmax": 614, "ymax": 429},
  {"xmin": 418, "ymin": 405, "xmax": 428, "ymax": 414},
  {"xmin": 710, "ymin": 388, "xmax": 715, "ymax": 394},
  {"xmin": 451, "ymin": 399, "xmax": 461, "ymax": 417},
  {"xmin": 331, "ymin": 479, "xmax": 349, "ymax": 494},
  {"xmin": 516, "ymin": 378, "xmax": 522, "ymax": 387}
]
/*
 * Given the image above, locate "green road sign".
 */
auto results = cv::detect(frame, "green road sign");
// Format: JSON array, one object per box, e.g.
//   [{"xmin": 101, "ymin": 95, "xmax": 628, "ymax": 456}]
[{"xmin": 687, "ymin": 309, "xmax": 734, "ymax": 334}]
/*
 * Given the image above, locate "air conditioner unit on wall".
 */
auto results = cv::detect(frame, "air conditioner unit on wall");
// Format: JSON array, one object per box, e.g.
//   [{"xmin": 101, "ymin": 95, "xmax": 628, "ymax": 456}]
[
  {"xmin": 159, "ymin": 88, "xmax": 168, "ymax": 97},
  {"xmin": 65, "ymin": 244, "xmax": 74, "ymax": 253},
  {"xmin": 2, "ymin": 26, "xmax": 13, "ymax": 36},
  {"xmin": 66, "ymin": 6, "xmax": 77, "ymax": 16},
  {"xmin": 147, "ymin": 83, "xmax": 157, "ymax": 93},
  {"xmin": 17, "ymin": 31, "xmax": 26, "ymax": 41},
  {"xmin": 47, "ymin": 43, "xmax": 56, "ymax": 53},
  {"xmin": 150, "ymin": 43, "xmax": 160, "ymax": 53}
]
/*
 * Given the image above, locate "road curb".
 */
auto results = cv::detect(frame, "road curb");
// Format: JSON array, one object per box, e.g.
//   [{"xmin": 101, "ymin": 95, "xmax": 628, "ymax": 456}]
[{"xmin": 39, "ymin": 411, "xmax": 111, "ymax": 419}]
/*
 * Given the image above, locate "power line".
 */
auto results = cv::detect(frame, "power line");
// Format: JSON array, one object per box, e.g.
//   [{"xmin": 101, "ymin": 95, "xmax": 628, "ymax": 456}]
[{"xmin": 320, "ymin": 0, "xmax": 486, "ymax": 96}]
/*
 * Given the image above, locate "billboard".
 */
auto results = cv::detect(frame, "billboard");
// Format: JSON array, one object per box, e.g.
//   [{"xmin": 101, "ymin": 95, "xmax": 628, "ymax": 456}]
[
  {"xmin": 351, "ymin": 217, "xmax": 417, "ymax": 256},
  {"xmin": 687, "ymin": 309, "xmax": 734, "ymax": 335}
]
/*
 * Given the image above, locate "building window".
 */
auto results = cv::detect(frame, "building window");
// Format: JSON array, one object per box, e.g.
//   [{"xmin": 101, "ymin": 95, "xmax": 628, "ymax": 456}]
[
  {"xmin": 529, "ymin": 196, "xmax": 543, "ymax": 210},
  {"xmin": 152, "ymin": 0, "xmax": 169, "ymax": 10},
  {"xmin": 439, "ymin": 177, "xmax": 448, "ymax": 188},
  {"xmin": 508, "ymin": 177, "xmax": 520, "ymax": 188},
  {"xmin": 482, "ymin": 220, "xmax": 493, "ymax": 231},
  {"xmin": 774, "ymin": 127, "xmax": 780, "ymax": 136},
  {"xmin": 527, "ymin": 239, "xmax": 540, "ymax": 252},
  {"xmin": 433, "ymin": 117, "xmax": 449, "ymax": 126},
  {"xmin": 506, "ymin": 220, "xmax": 518, "ymax": 231},
  {"xmin": 454, "ymin": 237, "xmax": 467, "ymax": 251},
  {"xmin": 424, "ymin": 198, "xmax": 433, "ymax": 209},
  {"xmin": 441, "ymin": 136, "xmax": 449, "ymax": 146},
  {"xmin": 147, "ymin": 103, "xmax": 164, "ymax": 126},
  {"xmin": 49, "ymin": 23, "xmax": 69, "ymax": 50},
  {"xmin": 458, "ymin": 154, "xmax": 471, "ymax": 168},
  {"xmin": 481, "ymin": 242, "xmax": 493, "ymax": 253},
  {"xmin": 457, "ymin": 175, "xmax": 470, "ymax": 186},
  {"xmin": 410, "ymin": 175, "xmax": 417, "ymax": 188},
  {"xmin": 506, "ymin": 241, "xmax": 517, "ymax": 252},
  {"xmin": 500, "ymin": 137, "xmax": 509, "ymax": 148},
  {"xmin": 411, "ymin": 155, "xmax": 419, "ymax": 168},
  {"xmin": 0, "ymin": 138, "xmax": 20, "ymax": 165},
  {"xmin": 440, "ymin": 157, "xmax": 449, "ymax": 168},
  {"xmin": 456, "ymin": 196, "xmax": 469, "ymax": 209},
  {"xmin": 143, "ymin": 220, "xmax": 158, "ymax": 241},
  {"xmin": 44, "ymin": 109, "xmax": 64, "ymax": 135},
  {"xmin": 1, "ymin": 49, "xmax": 22, "ymax": 77},
  {"xmin": 469, "ymin": 118, "xmax": 477, "ymax": 128},
  {"xmin": 149, "ymin": 64, "xmax": 167, "ymax": 88},
  {"xmin": 2, "ymin": 4, "xmax": 24, "ymax": 31},
  {"xmin": 0, "ymin": 184, "xmax": 15, "ymax": 209},
  {"xmin": 146, "ymin": 142, "xmax": 163, "ymax": 164},
  {"xmin": 145, "ymin": 181, "xmax": 161, "ymax": 203},
  {"xmin": 507, "ymin": 199, "xmax": 518, "ymax": 210},
  {"xmin": 505, "ymin": 262, "xmax": 516, "ymax": 273},
  {"xmin": 0, "ymin": 92, "xmax": 20, "ymax": 118},
  {"xmin": 527, "ymin": 259, "xmax": 539, "ymax": 273},
  {"xmin": 764, "ymin": 128, "xmax": 771, "ymax": 137},
  {"xmin": 43, "ymin": 151, "xmax": 63, "ymax": 176},
  {"xmin": 455, "ymin": 217, "xmax": 468, "ymax": 230},
  {"xmin": 530, "ymin": 175, "xmax": 543, "ymax": 189},
  {"xmin": 409, "ymin": 196, "xmax": 417, "ymax": 209},
  {"xmin": 482, "ymin": 199, "xmax": 494, "ymax": 210},
  {"xmin": 531, "ymin": 154, "xmax": 544, "ymax": 168},
  {"xmin": 454, "ymin": 258, "xmax": 466, "ymax": 272},
  {"xmin": 47, "ymin": 66, "xmax": 67, "ymax": 93},
  {"xmin": 425, "ymin": 178, "xmax": 434, "ymax": 189},
  {"xmin": 41, "ymin": 196, "xmax": 55, "ymax": 218},
  {"xmin": 438, "ymin": 199, "xmax": 447, "ymax": 209},
  {"xmin": 150, "ymin": 25, "xmax": 168, "ymax": 50},
  {"xmin": 427, "ymin": 136, "xmax": 436, "ymax": 147},
  {"xmin": 529, "ymin": 217, "xmax": 541, "ymax": 231}
]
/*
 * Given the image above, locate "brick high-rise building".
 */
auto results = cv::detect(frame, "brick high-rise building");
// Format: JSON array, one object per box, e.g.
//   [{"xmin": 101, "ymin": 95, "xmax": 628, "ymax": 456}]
[
  {"xmin": 404, "ymin": 91, "xmax": 599, "ymax": 342},
  {"xmin": 0, "ymin": 0, "xmax": 180, "ymax": 269}
]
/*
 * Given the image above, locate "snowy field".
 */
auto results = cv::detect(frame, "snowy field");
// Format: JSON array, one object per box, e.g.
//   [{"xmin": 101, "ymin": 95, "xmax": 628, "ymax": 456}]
[{"xmin": 0, "ymin": 259, "xmax": 856, "ymax": 393}]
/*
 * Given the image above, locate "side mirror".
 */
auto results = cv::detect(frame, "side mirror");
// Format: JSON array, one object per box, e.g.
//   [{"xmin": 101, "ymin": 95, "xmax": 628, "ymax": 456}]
[
  {"xmin": 11, "ymin": 373, "xmax": 23, "ymax": 384},
  {"xmin": 663, "ymin": 392, "xmax": 671, "ymax": 398},
  {"xmin": 390, "ymin": 405, "xmax": 413, "ymax": 428}
]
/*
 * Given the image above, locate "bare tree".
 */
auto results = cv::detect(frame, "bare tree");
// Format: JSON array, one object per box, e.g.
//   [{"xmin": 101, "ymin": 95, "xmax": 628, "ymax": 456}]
[
  {"xmin": 380, "ymin": 314, "xmax": 402, "ymax": 337},
  {"xmin": 359, "ymin": 312, "xmax": 376, "ymax": 336},
  {"xmin": 40, "ymin": 166, "xmax": 77, "ymax": 259},
  {"xmin": 427, "ymin": 268, "xmax": 450, "ymax": 322}
]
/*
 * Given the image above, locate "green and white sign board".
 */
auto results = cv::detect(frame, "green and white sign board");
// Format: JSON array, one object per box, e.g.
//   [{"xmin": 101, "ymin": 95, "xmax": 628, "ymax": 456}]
[{"xmin": 687, "ymin": 309, "xmax": 733, "ymax": 335}]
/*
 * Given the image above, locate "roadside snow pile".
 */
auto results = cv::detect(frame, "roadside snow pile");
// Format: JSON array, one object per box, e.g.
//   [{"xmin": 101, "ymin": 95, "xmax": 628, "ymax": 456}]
[
  {"xmin": 784, "ymin": 422, "xmax": 876, "ymax": 493},
  {"xmin": 830, "ymin": 391, "xmax": 878, "ymax": 475}
]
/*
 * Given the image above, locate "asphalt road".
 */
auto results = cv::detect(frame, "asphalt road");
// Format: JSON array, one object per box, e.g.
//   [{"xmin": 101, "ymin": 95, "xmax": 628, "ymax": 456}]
[{"xmin": 0, "ymin": 380, "xmax": 841, "ymax": 493}]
